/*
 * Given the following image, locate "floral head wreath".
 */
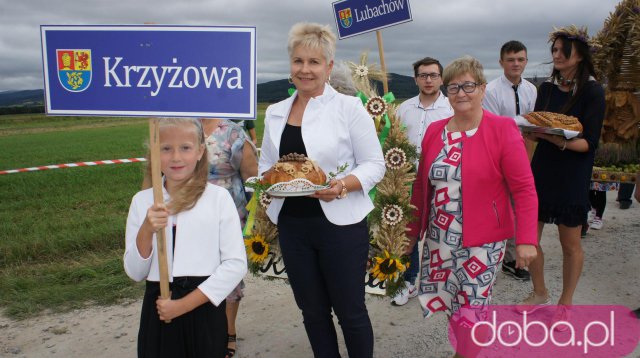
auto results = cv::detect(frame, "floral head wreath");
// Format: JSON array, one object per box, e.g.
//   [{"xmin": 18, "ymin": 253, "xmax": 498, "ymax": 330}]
[{"xmin": 548, "ymin": 25, "xmax": 590, "ymax": 45}]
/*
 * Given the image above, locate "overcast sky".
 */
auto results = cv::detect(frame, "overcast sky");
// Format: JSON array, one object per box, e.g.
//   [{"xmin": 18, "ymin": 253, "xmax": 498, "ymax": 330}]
[{"xmin": 0, "ymin": 0, "xmax": 618, "ymax": 92}]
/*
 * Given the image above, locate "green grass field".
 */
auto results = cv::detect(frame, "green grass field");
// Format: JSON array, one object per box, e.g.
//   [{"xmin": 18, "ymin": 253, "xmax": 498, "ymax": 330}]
[{"xmin": 0, "ymin": 109, "xmax": 266, "ymax": 319}]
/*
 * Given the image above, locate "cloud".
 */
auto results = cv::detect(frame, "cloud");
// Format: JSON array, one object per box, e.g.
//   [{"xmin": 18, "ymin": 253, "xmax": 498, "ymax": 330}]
[{"xmin": 0, "ymin": 0, "xmax": 619, "ymax": 91}]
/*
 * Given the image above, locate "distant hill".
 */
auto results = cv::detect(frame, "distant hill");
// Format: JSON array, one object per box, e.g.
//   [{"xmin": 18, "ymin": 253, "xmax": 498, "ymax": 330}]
[
  {"xmin": 374, "ymin": 73, "xmax": 418, "ymax": 100},
  {"xmin": 0, "ymin": 89, "xmax": 44, "ymax": 107},
  {"xmin": 257, "ymin": 79, "xmax": 291, "ymax": 103},
  {"xmin": 257, "ymin": 73, "xmax": 417, "ymax": 103}
]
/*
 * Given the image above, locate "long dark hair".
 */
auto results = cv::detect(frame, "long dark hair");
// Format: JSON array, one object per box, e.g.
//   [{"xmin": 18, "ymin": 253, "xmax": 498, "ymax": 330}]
[{"xmin": 545, "ymin": 36, "xmax": 597, "ymax": 114}]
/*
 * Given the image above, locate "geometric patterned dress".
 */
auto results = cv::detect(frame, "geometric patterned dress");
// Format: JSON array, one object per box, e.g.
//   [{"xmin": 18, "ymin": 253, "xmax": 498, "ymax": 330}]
[{"xmin": 417, "ymin": 128, "xmax": 506, "ymax": 318}]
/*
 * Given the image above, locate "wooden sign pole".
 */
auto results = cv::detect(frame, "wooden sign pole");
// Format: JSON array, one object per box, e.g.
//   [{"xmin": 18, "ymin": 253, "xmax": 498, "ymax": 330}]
[
  {"xmin": 149, "ymin": 118, "xmax": 171, "ymax": 323},
  {"xmin": 376, "ymin": 30, "xmax": 389, "ymax": 95}
]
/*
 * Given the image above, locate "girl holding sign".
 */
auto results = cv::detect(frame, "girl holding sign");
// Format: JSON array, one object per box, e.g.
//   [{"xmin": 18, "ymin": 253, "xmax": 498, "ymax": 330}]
[{"xmin": 124, "ymin": 118, "xmax": 247, "ymax": 357}]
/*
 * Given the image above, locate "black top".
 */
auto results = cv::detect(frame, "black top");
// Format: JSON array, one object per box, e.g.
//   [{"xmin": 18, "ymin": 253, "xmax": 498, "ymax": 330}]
[
  {"xmin": 530, "ymin": 80, "xmax": 605, "ymax": 226},
  {"xmin": 279, "ymin": 123, "xmax": 323, "ymax": 217}
]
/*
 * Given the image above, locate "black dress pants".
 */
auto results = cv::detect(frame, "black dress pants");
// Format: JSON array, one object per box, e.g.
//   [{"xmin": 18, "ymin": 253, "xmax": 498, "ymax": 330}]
[
  {"xmin": 618, "ymin": 183, "xmax": 635, "ymax": 208},
  {"xmin": 278, "ymin": 214, "xmax": 373, "ymax": 358}
]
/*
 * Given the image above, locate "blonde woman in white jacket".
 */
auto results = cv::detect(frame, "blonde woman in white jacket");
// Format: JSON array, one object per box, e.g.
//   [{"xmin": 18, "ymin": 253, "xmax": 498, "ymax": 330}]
[{"xmin": 259, "ymin": 23, "xmax": 385, "ymax": 358}]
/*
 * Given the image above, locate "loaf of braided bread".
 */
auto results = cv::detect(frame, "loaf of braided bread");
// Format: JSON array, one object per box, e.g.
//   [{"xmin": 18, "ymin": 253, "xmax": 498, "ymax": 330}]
[
  {"xmin": 523, "ymin": 111, "xmax": 583, "ymax": 132},
  {"xmin": 262, "ymin": 153, "xmax": 327, "ymax": 185}
]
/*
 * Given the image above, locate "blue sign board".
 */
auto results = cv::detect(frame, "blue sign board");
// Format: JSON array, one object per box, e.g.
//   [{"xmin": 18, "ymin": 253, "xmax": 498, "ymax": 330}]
[
  {"xmin": 40, "ymin": 25, "xmax": 256, "ymax": 118},
  {"xmin": 332, "ymin": 0, "xmax": 412, "ymax": 39}
]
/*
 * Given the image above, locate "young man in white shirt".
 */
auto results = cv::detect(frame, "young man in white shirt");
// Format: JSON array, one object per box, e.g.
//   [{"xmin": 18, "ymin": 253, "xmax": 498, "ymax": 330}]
[
  {"xmin": 482, "ymin": 40, "xmax": 537, "ymax": 281},
  {"xmin": 393, "ymin": 57, "xmax": 453, "ymax": 306},
  {"xmin": 397, "ymin": 57, "xmax": 454, "ymax": 168}
]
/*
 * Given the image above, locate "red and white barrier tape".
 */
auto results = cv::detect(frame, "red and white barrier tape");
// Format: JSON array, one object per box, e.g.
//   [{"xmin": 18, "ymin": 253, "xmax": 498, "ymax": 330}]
[{"xmin": 0, "ymin": 157, "xmax": 147, "ymax": 175}]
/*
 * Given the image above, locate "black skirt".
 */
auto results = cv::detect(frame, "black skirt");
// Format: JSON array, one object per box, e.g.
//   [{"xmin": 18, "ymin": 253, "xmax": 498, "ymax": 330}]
[{"xmin": 138, "ymin": 277, "xmax": 227, "ymax": 358}]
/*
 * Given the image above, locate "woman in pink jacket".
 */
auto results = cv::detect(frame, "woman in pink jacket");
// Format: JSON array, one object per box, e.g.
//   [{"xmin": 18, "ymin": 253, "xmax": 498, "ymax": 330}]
[{"xmin": 406, "ymin": 56, "xmax": 538, "ymax": 357}]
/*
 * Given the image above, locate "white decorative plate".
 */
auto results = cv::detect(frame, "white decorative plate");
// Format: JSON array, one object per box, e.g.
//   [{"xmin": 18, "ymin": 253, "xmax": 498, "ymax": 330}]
[
  {"xmin": 519, "ymin": 125, "xmax": 581, "ymax": 139},
  {"xmin": 245, "ymin": 177, "xmax": 329, "ymax": 197}
]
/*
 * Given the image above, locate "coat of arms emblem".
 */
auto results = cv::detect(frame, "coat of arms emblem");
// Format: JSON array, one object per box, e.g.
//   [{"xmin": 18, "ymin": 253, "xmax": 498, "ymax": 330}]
[
  {"xmin": 56, "ymin": 49, "xmax": 92, "ymax": 92},
  {"xmin": 339, "ymin": 8, "xmax": 353, "ymax": 28}
]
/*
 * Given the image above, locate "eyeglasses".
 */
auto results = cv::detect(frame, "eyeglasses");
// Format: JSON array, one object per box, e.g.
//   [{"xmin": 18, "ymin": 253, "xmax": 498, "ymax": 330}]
[
  {"xmin": 416, "ymin": 73, "xmax": 441, "ymax": 80},
  {"xmin": 446, "ymin": 82, "xmax": 479, "ymax": 95}
]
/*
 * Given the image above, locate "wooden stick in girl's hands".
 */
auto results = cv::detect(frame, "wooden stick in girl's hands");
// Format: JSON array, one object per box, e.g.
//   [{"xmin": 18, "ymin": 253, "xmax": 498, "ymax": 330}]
[{"xmin": 149, "ymin": 118, "xmax": 172, "ymax": 323}]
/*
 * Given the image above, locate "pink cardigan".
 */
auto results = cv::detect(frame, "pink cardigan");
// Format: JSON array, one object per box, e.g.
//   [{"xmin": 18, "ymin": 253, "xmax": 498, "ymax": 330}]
[{"xmin": 407, "ymin": 111, "xmax": 538, "ymax": 247}]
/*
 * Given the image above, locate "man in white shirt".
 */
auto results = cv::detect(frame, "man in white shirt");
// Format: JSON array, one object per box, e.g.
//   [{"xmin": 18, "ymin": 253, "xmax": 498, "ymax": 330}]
[
  {"xmin": 483, "ymin": 40, "xmax": 537, "ymax": 281},
  {"xmin": 483, "ymin": 41, "xmax": 537, "ymax": 120},
  {"xmin": 393, "ymin": 57, "xmax": 453, "ymax": 306},
  {"xmin": 397, "ymin": 57, "xmax": 454, "ymax": 168}
]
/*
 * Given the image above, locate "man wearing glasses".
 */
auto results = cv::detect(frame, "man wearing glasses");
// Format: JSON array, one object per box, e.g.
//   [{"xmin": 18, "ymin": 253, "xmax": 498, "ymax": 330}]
[
  {"xmin": 482, "ymin": 40, "xmax": 537, "ymax": 282},
  {"xmin": 392, "ymin": 57, "xmax": 453, "ymax": 306}
]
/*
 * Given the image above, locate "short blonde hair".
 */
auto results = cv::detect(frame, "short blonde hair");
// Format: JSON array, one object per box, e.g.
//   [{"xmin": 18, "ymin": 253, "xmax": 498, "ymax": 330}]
[
  {"xmin": 443, "ymin": 56, "xmax": 487, "ymax": 86},
  {"xmin": 287, "ymin": 22, "xmax": 336, "ymax": 63}
]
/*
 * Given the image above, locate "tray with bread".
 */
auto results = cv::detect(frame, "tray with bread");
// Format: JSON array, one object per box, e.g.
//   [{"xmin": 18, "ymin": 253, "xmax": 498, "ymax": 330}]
[
  {"xmin": 515, "ymin": 111, "xmax": 582, "ymax": 139},
  {"xmin": 246, "ymin": 153, "xmax": 330, "ymax": 197}
]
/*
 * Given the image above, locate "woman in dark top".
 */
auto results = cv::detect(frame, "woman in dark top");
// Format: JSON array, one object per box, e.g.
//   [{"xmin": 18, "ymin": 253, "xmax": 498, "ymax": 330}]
[
  {"xmin": 520, "ymin": 26, "xmax": 605, "ymax": 315},
  {"xmin": 258, "ymin": 22, "xmax": 384, "ymax": 357}
]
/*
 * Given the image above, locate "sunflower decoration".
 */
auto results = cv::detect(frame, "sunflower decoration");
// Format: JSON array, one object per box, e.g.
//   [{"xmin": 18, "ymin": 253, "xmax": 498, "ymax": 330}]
[
  {"xmin": 346, "ymin": 52, "xmax": 386, "ymax": 98},
  {"xmin": 354, "ymin": 65, "xmax": 369, "ymax": 78},
  {"xmin": 245, "ymin": 234, "xmax": 269, "ymax": 260},
  {"xmin": 371, "ymin": 250, "xmax": 407, "ymax": 282},
  {"xmin": 259, "ymin": 192, "xmax": 272, "ymax": 209},
  {"xmin": 346, "ymin": 52, "xmax": 394, "ymax": 136},
  {"xmin": 369, "ymin": 175, "xmax": 415, "ymax": 230},
  {"xmin": 381, "ymin": 204, "xmax": 404, "ymax": 226},
  {"xmin": 243, "ymin": 186, "xmax": 280, "ymax": 274},
  {"xmin": 365, "ymin": 96, "xmax": 389, "ymax": 117},
  {"xmin": 384, "ymin": 147, "xmax": 407, "ymax": 170}
]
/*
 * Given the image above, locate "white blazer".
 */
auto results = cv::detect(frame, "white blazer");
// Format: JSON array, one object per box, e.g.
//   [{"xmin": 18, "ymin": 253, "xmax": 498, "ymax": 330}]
[
  {"xmin": 123, "ymin": 183, "xmax": 248, "ymax": 306},
  {"xmin": 259, "ymin": 84, "xmax": 385, "ymax": 226}
]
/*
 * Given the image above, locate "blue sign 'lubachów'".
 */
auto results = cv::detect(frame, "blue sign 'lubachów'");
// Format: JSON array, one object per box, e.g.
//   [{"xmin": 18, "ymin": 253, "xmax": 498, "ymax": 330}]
[
  {"xmin": 40, "ymin": 25, "xmax": 256, "ymax": 118},
  {"xmin": 332, "ymin": 0, "xmax": 412, "ymax": 39}
]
